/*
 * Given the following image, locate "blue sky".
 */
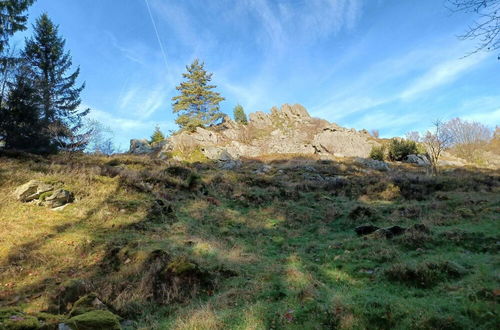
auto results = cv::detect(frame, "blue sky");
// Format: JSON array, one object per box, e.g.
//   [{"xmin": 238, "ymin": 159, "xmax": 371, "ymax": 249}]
[{"xmin": 12, "ymin": 0, "xmax": 500, "ymax": 148}]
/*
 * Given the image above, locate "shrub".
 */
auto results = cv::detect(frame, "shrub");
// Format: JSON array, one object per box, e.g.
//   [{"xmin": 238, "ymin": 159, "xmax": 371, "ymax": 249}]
[
  {"xmin": 369, "ymin": 145, "xmax": 386, "ymax": 161},
  {"xmin": 387, "ymin": 138, "xmax": 418, "ymax": 161}
]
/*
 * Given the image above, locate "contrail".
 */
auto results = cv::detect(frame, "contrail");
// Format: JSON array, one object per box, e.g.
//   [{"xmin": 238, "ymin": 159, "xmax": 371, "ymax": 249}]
[{"xmin": 144, "ymin": 0, "xmax": 169, "ymax": 69}]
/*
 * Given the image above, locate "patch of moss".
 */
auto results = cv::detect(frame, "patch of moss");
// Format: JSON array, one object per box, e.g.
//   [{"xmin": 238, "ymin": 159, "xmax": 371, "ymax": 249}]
[
  {"xmin": 0, "ymin": 308, "xmax": 40, "ymax": 330},
  {"xmin": 171, "ymin": 148, "xmax": 208, "ymax": 163},
  {"xmin": 67, "ymin": 310, "xmax": 121, "ymax": 330},
  {"xmin": 38, "ymin": 191, "xmax": 53, "ymax": 201}
]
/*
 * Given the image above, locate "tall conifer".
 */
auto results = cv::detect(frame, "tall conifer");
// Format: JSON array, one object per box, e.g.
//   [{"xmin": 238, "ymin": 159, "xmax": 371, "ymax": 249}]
[
  {"xmin": 172, "ymin": 59, "xmax": 224, "ymax": 131},
  {"xmin": 22, "ymin": 13, "xmax": 89, "ymax": 151}
]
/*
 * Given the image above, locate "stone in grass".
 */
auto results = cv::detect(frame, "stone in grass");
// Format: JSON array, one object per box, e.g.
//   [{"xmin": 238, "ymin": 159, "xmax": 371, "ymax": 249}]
[
  {"xmin": 354, "ymin": 224, "xmax": 380, "ymax": 236},
  {"xmin": 66, "ymin": 310, "xmax": 121, "ymax": 330},
  {"xmin": 14, "ymin": 180, "xmax": 53, "ymax": 202},
  {"xmin": 43, "ymin": 189, "xmax": 74, "ymax": 208}
]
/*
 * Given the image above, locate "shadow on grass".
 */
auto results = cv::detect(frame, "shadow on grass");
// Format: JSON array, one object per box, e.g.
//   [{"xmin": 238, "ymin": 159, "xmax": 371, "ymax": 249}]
[{"xmin": 0, "ymin": 153, "xmax": 498, "ymax": 328}]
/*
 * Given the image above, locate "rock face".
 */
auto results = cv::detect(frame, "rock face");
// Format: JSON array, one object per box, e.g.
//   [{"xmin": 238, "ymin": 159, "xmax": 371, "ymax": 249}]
[
  {"xmin": 129, "ymin": 104, "xmax": 380, "ymax": 160},
  {"xmin": 129, "ymin": 139, "xmax": 152, "ymax": 154}
]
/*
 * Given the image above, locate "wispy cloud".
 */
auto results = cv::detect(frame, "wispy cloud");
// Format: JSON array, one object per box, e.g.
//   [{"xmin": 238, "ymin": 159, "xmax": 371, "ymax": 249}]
[
  {"xmin": 117, "ymin": 85, "xmax": 168, "ymax": 120},
  {"xmin": 245, "ymin": 0, "xmax": 364, "ymax": 52},
  {"xmin": 311, "ymin": 43, "xmax": 489, "ymax": 122},
  {"xmin": 400, "ymin": 52, "xmax": 487, "ymax": 100}
]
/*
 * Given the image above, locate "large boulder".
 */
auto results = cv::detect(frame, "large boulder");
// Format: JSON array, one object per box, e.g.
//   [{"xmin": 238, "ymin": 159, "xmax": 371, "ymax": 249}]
[
  {"xmin": 14, "ymin": 180, "xmax": 54, "ymax": 202},
  {"xmin": 313, "ymin": 127, "xmax": 378, "ymax": 158}
]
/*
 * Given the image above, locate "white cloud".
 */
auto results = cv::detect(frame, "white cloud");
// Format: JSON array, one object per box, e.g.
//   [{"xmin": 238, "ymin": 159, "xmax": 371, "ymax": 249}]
[
  {"xmin": 462, "ymin": 108, "xmax": 500, "ymax": 125},
  {"xmin": 400, "ymin": 52, "xmax": 487, "ymax": 100},
  {"xmin": 311, "ymin": 43, "xmax": 490, "ymax": 122},
  {"xmin": 246, "ymin": 0, "xmax": 364, "ymax": 51}
]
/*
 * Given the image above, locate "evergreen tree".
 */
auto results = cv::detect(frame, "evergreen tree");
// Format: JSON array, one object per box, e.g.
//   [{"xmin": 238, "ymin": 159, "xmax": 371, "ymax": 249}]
[
  {"xmin": 22, "ymin": 13, "xmax": 89, "ymax": 151},
  {"xmin": 0, "ymin": 0, "xmax": 35, "ymax": 131},
  {"xmin": 233, "ymin": 104, "xmax": 247, "ymax": 124},
  {"xmin": 0, "ymin": 0, "xmax": 35, "ymax": 52},
  {"xmin": 150, "ymin": 125, "xmax": 165, "ymax": 143},
  {"xmin": 172, "ymin": 59, "xmax": 225, "ymax": 131},
  {"xmin": 0, "ymin": 68, "xmax": 48, "ymax": 151}
]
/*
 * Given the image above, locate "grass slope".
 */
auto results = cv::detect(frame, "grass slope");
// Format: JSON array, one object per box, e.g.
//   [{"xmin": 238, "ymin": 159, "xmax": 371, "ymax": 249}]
[{"xmin": 0, "ymin": 152, "xmax": 498, "ymax": 329}]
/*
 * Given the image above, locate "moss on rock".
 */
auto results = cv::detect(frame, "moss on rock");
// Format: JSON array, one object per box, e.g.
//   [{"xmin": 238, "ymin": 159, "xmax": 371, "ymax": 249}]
[
  {"xmin": 68, "ymin": 293, "xmax": 108, "ymax": 317},
  {"xmin": 67, "ymin": 310, "xmax": 121, "ymax": 330}
]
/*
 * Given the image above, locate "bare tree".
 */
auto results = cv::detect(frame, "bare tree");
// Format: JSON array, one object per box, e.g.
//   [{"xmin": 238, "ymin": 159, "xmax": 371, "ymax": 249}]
[
  {"xmin": 443, "ymin": 117, "xmax": 493, "ymax": 161},
  {"xmin": 423, "ymin": 120, "xmax": 453, "ymax": 174},
  {"xmin": 448, "ymin": 0, "xmax": 500, "ymax": 58},
  {"xmin": 370, "ymin": 129, "xmax": 380, "ymax": 138},
  {"xmin": 85, "ymin": 119, "xmax": 116, "ymax": 155},
  {"xmin": 405, "ymin": 131, "xmax": 421, "ymax": 142}
]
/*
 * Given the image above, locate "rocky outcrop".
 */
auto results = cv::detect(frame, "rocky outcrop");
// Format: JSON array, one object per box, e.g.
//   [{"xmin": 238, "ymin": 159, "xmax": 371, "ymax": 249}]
[
  {"xmin": 130, "ymin": 104, "xmax": 380, "ymax": 160},
  {"xmin": 129, "ymin": 139, "xmax": 152, "ymax": 154}
]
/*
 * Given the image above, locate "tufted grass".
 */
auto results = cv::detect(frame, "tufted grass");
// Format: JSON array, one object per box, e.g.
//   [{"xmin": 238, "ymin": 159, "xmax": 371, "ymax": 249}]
[{"xmin": 0, "ymin": 152, "xmax": 498, "ymax": 329}]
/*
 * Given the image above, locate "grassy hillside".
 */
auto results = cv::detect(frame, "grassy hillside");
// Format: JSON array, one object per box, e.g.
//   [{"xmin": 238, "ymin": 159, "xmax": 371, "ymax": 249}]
[{"xmin": 0, "ymin": 152, "xmax": 499, "ymax": 329}]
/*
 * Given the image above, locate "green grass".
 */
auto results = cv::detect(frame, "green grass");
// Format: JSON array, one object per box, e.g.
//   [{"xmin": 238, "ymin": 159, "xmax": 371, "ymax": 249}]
[{"xmin": 0, "ymin": 152, "xmax": 498, "ymax": 329}]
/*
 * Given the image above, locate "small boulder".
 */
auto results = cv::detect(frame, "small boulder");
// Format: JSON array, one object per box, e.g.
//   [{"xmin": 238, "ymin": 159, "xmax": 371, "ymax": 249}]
[
  {"xmin": 355, "ymin": 224, "xmax": 380, "ymax": 236},
  {"xmin": 14, "ymin": 180, "xmax": 53, "ymax": 202},
  {"xmin": 67, "ymin": 310, "xmax": 121, "ymax": 330},
  {"xmin": 404, "ymin": 154, "xmax": 430, "ymax": 166},
  {"xmin": 43, "ymin": 189, "xmax": 74, "ymax": 208}
]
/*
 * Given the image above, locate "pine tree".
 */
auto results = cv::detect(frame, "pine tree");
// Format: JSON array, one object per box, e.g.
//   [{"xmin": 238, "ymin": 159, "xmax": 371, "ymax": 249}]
[
  {"xmin": 0, "ymin": 68, "xmax": 48, "ymax": 151},
  {"xmin": 233, "ymin": 104, "xmax": 247, "ymax": 124},
  {"xmin": 150, "ymin": 125, "xmax": 165, "ymax": 143},
  {"xmin": 0, "ymin": 0, "xmax": 35, "ymax": 53},
  {"xmin": 0, "ymin": 0, "xmax": 35, "ymax": 132},
  {"xmin": 172, "ymin": 59, "xmax": 225, "ymax": 131},
  {"xmin": 22, "ymin": 13, "xmax": 89, "ymax": 151}
]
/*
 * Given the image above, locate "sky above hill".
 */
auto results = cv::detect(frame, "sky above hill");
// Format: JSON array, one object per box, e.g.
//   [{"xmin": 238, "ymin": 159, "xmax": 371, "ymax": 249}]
[{"xmin": 12, "ymin": 0, "xmax": 500, "ymax": 149}]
